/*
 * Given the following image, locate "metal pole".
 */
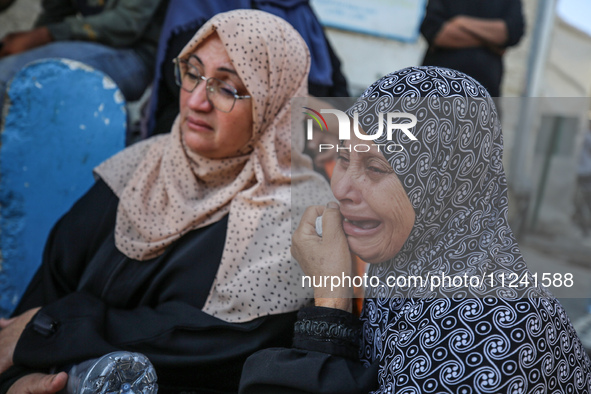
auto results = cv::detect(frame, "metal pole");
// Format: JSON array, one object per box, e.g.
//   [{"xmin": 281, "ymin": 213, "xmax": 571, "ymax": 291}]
[{"xmin": 509, "ymin": 0, "xmax": 556, "ymax": 234}]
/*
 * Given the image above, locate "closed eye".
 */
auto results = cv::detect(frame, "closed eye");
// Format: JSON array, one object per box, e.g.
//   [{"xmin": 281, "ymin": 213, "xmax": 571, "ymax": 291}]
[
  {"xmin": 186, "ymin": 71, "xmax": 200, "ymax": 81},
  {"xmin": 219, "ymin": 86, "xmax": 236, "ymax": 97},
  {"xmin": 337, "ymin": 153, "xmax": 350, "ymax": 163},
  {"xmin": 368, "ymin": 166, "xmax": 388, "ymax": 174}
]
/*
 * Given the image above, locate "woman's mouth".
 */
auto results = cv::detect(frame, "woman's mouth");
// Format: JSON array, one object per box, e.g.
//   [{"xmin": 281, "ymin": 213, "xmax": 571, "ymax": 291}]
[
  {"xmin": 342, "ymin": 217, "xmax": 382, "ymax": 236},
  {"xmin": 186, "ymin": 116, "xmax": 213, "ymax": 132}
]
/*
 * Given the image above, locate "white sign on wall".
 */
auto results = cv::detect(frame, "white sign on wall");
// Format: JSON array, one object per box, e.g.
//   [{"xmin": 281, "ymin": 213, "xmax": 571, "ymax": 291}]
[{"xmin": 310, "ymin": 0, "xmax": 427, "ymax": 42}]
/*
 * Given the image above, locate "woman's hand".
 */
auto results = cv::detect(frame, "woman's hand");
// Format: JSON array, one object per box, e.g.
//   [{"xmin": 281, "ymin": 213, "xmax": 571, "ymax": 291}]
[
  {"xmin": 7, "ymin": 372, "xmax": 68, "ymax": 394},
  {"xmin": 292, "ymin": 202, "xmax": 353, "ymax": 312},
  {"xmin": 0, "ymin": 307, "xmax": 41, "ymax": 374}
]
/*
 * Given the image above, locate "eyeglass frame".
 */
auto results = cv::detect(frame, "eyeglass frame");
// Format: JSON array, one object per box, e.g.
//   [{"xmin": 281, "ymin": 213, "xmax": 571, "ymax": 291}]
[{"xmin": 173, "ymin": 56, "xmax": 251, "ymax": 113}]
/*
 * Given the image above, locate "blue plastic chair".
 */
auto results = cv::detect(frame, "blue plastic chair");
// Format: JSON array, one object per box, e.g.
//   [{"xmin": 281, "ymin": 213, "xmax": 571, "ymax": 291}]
[{"xmin": 0, "ymin": 59, "xmax": 126, "ymax": 316}]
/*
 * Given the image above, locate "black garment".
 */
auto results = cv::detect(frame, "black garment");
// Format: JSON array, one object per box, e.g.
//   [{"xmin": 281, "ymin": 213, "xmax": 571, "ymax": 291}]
[
  {"xmin": 241, "ymin": 297, "xmax": 591, "ymax": 393},
  {"xmin": 239, "ymin": 307, "xmax": 378, "ymax": 394},
  {"xmin": 238, "ymin": 66, "xmax": 591, "ymax": 393},
  {"xmin": 0, "ymin": 179, "xmax": 297, "ymax": 394},
  {"xmin": 0, "ymin": 0, "xmax": 15, "ymax": 12},
  {"xmin": 420, "ymin": 0, "xmax": 524, "ymax": 97}
]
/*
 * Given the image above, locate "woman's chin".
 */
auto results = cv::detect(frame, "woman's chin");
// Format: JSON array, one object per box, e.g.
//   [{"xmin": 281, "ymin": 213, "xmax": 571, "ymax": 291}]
[
  {"xmin": 347, "ymin": 237, "xmax": 399, "ymax": 265},
  {"xmin": 347, "ymin": 241, "xmax": 381, "ymax": 265},
  {"xmin": 182, "ymin": 134, "xmax": 215, "ymax": 157}
]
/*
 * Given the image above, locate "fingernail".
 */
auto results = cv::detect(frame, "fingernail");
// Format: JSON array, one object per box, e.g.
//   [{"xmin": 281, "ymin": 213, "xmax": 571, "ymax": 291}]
[
  {"xmin": 326, "ymin": 201, "xmax": 338, "ymax": 209},
  {"xmin": 315, "ymin": 216, "xmax": 323, "ymax": 237}
]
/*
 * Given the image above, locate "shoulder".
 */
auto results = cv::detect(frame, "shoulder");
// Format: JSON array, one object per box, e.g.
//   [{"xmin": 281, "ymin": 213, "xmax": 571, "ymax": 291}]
[
  {"xmin": 370, "ymin": 296, "xmax": 591, "ymax": 392},
  {"xmin": 93, "ymin": 134, "xmax": 169, "ymax": 194}
]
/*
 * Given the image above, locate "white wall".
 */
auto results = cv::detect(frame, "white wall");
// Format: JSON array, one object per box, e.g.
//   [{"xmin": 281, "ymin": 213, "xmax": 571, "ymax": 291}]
[{"xmin": 325, "ymin": 28, "xmax": 427, "ymax": 96}]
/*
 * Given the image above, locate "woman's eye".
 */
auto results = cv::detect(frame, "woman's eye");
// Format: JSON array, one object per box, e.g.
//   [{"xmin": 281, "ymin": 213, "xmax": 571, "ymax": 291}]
[
  {"xmin": 337, "ymin": 154, "xmax": 350, "ymax": 163},
  {"xmin": 366, "ymin": 159, "xmax": 393, "ymax": 175},
  {"xmin": 219, "ymin": 86, "xmax": 236, "ymax": 97},
  {"xmin": 186, "ymin": 72, "xmax": 199, "ymax": 81},
  {"xmin": 368, "ymin": 166, "xmax": 388, "ymax": 174}
]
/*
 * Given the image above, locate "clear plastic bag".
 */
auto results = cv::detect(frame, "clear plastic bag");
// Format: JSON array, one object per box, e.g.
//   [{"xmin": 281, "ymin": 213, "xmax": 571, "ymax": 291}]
[{"xmin": 61, "ymin": 351, "xmax": 158, "ymax": 394}]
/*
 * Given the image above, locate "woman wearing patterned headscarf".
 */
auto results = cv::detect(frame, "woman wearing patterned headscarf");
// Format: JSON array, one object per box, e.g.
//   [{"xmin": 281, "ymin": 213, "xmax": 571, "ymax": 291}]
[
  {"xmin": 240, "ymin": 67, "xmax": 591, "ymax": 393},
  {"xmin": 0, "ymin": 9, "xmax": 331, "ymax": 393}
]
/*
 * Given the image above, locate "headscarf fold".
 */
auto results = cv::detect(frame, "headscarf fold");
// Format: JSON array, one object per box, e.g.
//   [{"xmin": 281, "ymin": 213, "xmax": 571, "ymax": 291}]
[{"xmin": 95, "ymin": 10, "xmax": 332, "ymax": 322}]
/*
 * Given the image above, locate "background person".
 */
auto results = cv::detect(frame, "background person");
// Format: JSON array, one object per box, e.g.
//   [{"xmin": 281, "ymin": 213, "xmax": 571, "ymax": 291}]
[
  {"xmin": 0, "ymin": 10, "xmax": 331, "ymax": 393},
  {"xmin": 0, "ymin": 0, "xmax": 14, "ymax": 13},
  {"xmin": 420, "ymin": 0, "xmax": 525, "ymax": 97},
  {"xmin": 240, "ymin": 67, "xmax": 591, "ymax": 393},
  {"xmin": 0, "ymin": 0, "xmax": 165, "ymax": 114}
]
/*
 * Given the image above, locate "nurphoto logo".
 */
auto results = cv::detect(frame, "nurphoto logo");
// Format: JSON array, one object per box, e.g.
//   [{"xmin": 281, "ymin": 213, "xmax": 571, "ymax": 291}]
[{"xmin": 303, "ymin": 107, "xmax": 418, "ymax": 153}]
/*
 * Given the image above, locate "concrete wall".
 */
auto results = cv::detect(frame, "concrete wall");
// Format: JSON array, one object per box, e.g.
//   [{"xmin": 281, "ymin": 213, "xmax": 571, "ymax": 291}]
[
  {"xmin": 325, "ymin": 28, "xmax": 427, "ymax": 96},
  {"xmin": 544, "ymin": 17, "xmax": 591, "ymax": 98}
]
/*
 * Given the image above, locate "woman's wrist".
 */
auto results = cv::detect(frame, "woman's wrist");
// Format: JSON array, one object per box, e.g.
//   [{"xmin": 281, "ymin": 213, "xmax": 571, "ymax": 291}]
[
  {"xmin": 313, "ymin": 284, "xmax": 353, "ymax": 312},
  {"xmin": 314, "ymin": 297, "xmax": 352, "ymax": 313},
  {"xmin": 293, "ymin": 306, "xmax": 360, "ymax": 359}
]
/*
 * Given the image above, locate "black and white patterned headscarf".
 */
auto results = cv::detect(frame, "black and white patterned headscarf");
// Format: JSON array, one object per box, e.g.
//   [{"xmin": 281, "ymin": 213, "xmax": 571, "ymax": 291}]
[
  {"xmin": 352, "ymin": 67, "xmax": 591, "ymax": 393},
  {"xmin": 348, "ymin": 66, "xmax": 535, "ymax": 300}
]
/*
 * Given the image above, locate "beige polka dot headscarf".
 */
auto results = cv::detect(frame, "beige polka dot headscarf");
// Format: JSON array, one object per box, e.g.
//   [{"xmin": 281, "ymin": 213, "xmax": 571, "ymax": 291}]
[{"xmin": 94, "ymin": 9, "xmax": 332, "ymax": 322}]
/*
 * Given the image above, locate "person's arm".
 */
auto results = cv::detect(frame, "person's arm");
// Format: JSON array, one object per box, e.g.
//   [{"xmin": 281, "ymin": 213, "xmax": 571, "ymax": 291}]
[
  {"xmin": 430, "ymin": 16, "xmax": 510, "ymax": 56},
  {"xmin": 6, "ymin": 372, "xmax": 67, "ymax": 394},
  {"xmin": 0, "ymin": 178, "xmax": 118, "ymax": 378},
  {"xmin": 420, "ymin": 0, "xmax": 450, "ymax": 45},
  {"xmin": 2, "ymin": 176, "xmax": 296, "ymax": 392},
  {"xmin": 240, "ymin": 306, "xmax": 378, "ymax": 394},
  {"xmin": 36, "ymin": 0, "xmax": 162, "ymax": 47},
  {"xmin": 239, "ymin": 203, "xmax": 379, "ymax": 393},
  {"xmin": 421, "ymin": 0, "xmax": 524, "ymax": 51},
  {"xmin": 0, "ymin": 309, "xmax": 40, "ymax": 375},
  {"xmin": 433, "ymin": 16, "xmax": 508, "ymax": 48},
  {"xmin": 241, "ymin": 348, "xmax": 378, "ymax": 394},
  {"xmin": 425, "ymin": 14, "xmax": 509, "ymax": 58},
  {"xmin": 430, "ymin": 16, "xmax": 485, "ymax": 48},
  {"xmin": 0, "ymin": 366, "xmax": 66, "ymax": 394},
  {"xmin": 0, "ymin": 180, "xmax": 115, "ymax": 391},
  {"xmin": 0, "ymin": 28, "xmax": 52, "ymax": 57},
  {"xmin": 503, "ymin": 0, "xmax": 525, "ymax": 47},
  {"xmin": 1, "ymin": 0, "xmax": 73, "ymax": 57},
  {"xmin": 14, "ymin": 294, "xmax": 296, "ymax": 392}
]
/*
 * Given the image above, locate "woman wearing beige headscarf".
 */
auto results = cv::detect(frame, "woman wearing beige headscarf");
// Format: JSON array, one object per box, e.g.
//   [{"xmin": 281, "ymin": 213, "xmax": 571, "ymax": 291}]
[{"xmin": 0, "ymin": 9, "xmax": 331, "ymax": 393}]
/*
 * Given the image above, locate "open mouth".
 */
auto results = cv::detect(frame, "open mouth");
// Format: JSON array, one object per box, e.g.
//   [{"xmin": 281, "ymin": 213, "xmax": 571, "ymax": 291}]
[
  {"xmin": 342, "ymin": 217, "xmax": 382, "ymax": 236},
  {"xmin": 344, "ymin": 218, "xmax": 381, "ymax": 230}
]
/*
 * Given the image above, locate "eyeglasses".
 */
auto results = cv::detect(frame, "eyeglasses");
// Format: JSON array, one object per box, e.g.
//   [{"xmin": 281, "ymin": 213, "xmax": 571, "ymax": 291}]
[{"xmin": 173, "ymin": 57, "xmax": 251, "ymax": 113}]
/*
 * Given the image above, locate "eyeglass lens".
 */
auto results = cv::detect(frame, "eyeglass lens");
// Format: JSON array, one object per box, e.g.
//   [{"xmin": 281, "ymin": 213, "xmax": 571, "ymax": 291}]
[{"xmin": 177, "ymin": 58, "xmax": 238, "ymax": 113}]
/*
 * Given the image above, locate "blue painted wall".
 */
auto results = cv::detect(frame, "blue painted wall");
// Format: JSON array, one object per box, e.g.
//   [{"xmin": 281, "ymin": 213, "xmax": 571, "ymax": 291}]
[{"xmin": 0, "ymin": 59, "xmax": 126, "ymax": 316}]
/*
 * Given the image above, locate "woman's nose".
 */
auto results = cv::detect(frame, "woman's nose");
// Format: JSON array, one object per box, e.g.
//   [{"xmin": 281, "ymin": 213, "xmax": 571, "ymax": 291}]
[
  {"xmin": 331, "ymin": 168, "xmax": 363, "ymax": 205},
  {"xmin": 187, "ymin": 81, "xmax": 213, "ymax": 112}
]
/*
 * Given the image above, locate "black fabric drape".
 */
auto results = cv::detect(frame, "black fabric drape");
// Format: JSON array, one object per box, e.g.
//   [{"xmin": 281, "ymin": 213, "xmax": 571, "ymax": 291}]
[{"xmin": 2, "ymin": 180, "xmax": 297, "ymax": 393}]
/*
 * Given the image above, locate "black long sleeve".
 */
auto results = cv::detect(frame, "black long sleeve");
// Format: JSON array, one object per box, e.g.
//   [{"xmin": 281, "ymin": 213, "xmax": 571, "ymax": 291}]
[
  {"xmin": 239, "ymin": 307, "xmax": 378, "ymax": 394},
  {"xmin": 4, "ymin": 180, "xmax": 298, "ymax": 393},
  {"xmin": 16, "ymin": 294, "xmax": 296, "ymax": 393},
  {"xmin": 420, "ymin": 0, "xmax": 524, "ymax": 48}
]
